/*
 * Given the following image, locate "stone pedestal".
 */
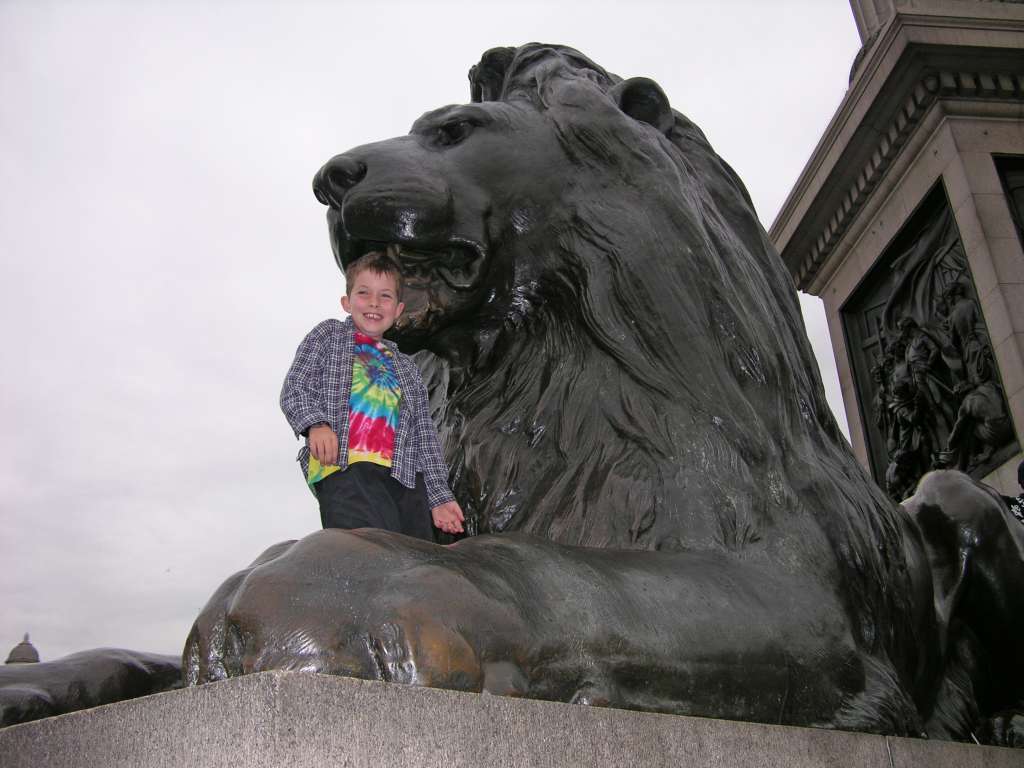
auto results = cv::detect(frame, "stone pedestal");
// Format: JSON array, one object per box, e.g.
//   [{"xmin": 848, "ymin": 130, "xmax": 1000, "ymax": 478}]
[
  {"xmin": 772, "ymin": 0, "xmax": 1024, "ymax": 495},
  {"xmin": 0, "ymin": 672, "xmax": 1019, "ymax": 767}
]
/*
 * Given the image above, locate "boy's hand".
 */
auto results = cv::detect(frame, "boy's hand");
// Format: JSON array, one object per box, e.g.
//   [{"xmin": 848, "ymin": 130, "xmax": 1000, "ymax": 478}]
[
  {"xmin": 308, "ymin": 424, "xmax": 339, "ymax": 466},
  {"xmin": 431, "ymin": 501, "xmax": 465, "ymax": 535}
]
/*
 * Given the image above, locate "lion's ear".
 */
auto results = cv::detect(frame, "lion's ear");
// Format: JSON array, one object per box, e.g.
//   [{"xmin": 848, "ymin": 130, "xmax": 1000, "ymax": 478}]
[
  {"xmin": 609, "ymin": 77, "xmax": 674, "ymax": 134},
  {"xmin": 470, "ymin": 47, "xmax": 517, "ymax": 103}
]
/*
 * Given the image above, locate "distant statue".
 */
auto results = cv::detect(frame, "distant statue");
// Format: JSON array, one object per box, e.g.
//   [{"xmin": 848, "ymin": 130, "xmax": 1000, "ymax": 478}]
[
  {"xmin": 4, "ymin": 634, "xmax": 38, "ymax": 665},
  {"xmin": 184, "ymin": 44, "xmax": 1024, "ymax": 747},
  {"xmin": 0, "ymin": 648, "xmax": 180, "ymax": 727}
]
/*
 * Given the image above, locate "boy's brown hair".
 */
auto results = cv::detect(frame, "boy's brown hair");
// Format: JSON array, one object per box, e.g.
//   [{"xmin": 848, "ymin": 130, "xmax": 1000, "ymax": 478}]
[{"xmin": 344, "ymin": 248, "xmax": 405, "ymax": 302}]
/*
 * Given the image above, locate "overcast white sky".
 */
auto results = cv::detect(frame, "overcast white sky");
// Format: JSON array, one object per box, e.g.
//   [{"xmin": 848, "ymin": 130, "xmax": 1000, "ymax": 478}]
[{"xmin": 1, "ymin": 1, "xmax": 861, "ymax": 661}]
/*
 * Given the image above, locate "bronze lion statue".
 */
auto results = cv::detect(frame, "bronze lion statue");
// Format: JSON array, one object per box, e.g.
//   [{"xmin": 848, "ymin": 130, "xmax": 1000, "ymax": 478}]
[
  {"xmin": 0, "ymin": 648, "xmax": 181, "ymax": 727},
  {"xmin": 185, "ymin": 44, "xmax": 1024, "ymax": 744}
]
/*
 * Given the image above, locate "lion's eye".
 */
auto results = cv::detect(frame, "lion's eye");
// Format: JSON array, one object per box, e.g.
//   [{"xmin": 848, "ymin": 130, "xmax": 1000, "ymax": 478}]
[{"xmin": 436, "ymin": 120, "xmax": 473, "ymax": 147}]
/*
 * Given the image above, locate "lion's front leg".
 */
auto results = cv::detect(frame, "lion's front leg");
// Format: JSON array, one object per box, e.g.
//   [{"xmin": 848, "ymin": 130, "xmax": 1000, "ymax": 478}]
[
  {"xmin": 185, "ymin": 529, "xmax": 899, "ymax": 731},
  {"xmin": 185, "ymin": 530, "xmax": 517, "ymax": 691}
]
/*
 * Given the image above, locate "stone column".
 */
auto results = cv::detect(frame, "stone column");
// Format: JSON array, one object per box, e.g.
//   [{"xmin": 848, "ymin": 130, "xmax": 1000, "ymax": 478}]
[{"xmin": 771, "ymin": 1, "xmax": 1024, "ymax": 495}]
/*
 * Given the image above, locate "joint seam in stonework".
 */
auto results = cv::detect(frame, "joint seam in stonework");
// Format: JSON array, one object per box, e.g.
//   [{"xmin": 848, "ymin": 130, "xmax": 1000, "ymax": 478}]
[{"xmin": 797, "ymin": 69, "xmax": 1024, "ymax": 290}]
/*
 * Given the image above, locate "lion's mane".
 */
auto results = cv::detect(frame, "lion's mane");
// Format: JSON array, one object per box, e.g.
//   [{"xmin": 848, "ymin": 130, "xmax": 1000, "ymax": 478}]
[{"xmin": 423, "ymin": 45, "xmax": 922, "ymax": 677}]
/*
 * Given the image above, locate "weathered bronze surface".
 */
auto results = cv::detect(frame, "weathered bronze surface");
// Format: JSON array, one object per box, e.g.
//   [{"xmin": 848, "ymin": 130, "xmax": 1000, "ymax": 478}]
[
  {"xmin": 186, "ymin": 45, "xmax": 1024, "ymax": 744},
  {"xmin": 0, "ymin": 649, "xmax": 181, "ymax": 727},
  {"xmin": 842, "ymin": 187, "xmax": 1017, "ymax": 501}
]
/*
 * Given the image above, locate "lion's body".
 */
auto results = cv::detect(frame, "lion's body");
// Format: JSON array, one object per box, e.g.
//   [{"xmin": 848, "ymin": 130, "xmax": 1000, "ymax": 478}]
[{"xmin": 184, "ymin": 45, "xmax": 1024, "ymax": 743}]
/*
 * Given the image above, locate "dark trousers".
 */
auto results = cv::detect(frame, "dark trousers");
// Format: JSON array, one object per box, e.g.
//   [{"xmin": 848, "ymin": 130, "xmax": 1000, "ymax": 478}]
[{"xmin": 314, "ymin": 462, "xmax": 434, "ymax": 541}]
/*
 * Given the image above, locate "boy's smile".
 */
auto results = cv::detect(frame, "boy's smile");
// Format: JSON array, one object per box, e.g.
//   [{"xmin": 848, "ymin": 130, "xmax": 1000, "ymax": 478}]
[{"xmin": 341, "ymin": 269, "xmax": 405, "ymax": 340}]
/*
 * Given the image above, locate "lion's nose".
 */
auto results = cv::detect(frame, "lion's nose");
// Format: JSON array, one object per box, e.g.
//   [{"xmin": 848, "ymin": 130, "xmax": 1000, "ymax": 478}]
[{"xmin": 313, "ymin": 155, "xmax": 367, "ymax": 206}]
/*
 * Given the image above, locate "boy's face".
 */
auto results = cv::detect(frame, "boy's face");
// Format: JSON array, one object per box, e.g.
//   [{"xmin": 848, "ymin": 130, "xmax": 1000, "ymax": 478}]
[{"xmin": 341, "ymin": 269, "xmax": 405, "ymax": 340}]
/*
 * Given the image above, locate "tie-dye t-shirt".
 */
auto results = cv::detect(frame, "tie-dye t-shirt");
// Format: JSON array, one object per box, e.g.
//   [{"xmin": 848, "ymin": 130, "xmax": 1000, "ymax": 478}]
[
  {"xmin": 305, "ymin": 332, "xmax": 402, "ymax": 486},
  {"xmin": 347, "ymin": 332, "xmax": 402, "ymax": 467}
]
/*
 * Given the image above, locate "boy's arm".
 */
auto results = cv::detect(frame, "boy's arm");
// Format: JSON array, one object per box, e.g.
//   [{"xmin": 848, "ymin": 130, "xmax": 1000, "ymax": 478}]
[{"xmin": 280, "ymin": 328, "xmax": 329, "ymax": 438}]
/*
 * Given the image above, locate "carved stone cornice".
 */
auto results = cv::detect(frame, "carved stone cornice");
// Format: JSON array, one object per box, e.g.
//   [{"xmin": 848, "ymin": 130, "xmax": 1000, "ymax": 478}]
[
  {"xmin": 770, "ymin": 4, "xmax": 1024, "ymax": 295},
  {"xmin": 796, "ymin": 69, "xmax": 1022, "ymax": 291}
]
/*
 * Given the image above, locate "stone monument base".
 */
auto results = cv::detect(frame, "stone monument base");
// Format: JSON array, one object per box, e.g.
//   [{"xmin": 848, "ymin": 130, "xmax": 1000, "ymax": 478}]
[{"xmin": 0, "ymin": 671, "xmax": 1017, "ymax": 767}]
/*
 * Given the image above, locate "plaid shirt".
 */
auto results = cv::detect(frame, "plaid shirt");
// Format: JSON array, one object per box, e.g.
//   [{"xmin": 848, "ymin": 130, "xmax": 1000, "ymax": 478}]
[{"xmin": 280, "ymin": 317, "xmax": 455, "ymax": 508}]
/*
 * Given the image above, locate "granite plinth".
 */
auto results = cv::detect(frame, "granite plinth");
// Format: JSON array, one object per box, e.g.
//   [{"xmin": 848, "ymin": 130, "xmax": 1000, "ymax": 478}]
[{"xmin": 0, "ymin": 671, "xmax": 1018, "ymax": 767}]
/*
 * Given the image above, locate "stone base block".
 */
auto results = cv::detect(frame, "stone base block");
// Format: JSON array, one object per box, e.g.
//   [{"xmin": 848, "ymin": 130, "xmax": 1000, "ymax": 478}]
[{"xmin": 0, "ymin": 671, "xmax": 1018, "ymax": 767}]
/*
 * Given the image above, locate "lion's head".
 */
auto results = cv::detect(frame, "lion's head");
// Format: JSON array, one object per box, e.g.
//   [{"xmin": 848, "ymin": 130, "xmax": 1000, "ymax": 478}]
[{"xmin": 313, "ymin": 45, "xmax": 914, "ymax": 651}]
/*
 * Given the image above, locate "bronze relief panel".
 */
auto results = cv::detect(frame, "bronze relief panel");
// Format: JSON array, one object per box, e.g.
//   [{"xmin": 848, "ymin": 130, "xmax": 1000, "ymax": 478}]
[{"xmin": 842, "ymin": 183, "xmax": 1018, "ymax": 500}]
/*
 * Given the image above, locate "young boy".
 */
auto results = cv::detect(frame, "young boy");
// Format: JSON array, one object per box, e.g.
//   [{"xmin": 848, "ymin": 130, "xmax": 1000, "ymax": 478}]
[{"xmin": 280, "ymin": 251, "xmax": 464, "ymax": 539}]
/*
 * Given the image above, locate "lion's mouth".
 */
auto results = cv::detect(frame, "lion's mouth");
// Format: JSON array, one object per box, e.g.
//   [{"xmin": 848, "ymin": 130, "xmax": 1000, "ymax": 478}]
[{"xmin": 336, "ymin": 239, "xmax": 484, "ymax": 291}]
